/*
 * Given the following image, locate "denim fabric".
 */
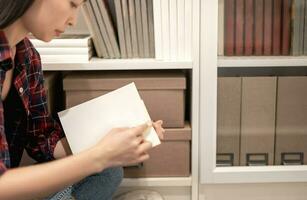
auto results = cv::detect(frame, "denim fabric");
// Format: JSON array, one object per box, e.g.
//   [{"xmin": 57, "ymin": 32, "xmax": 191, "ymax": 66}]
[{"xmin": 46, "ymin": 167, "xmax": 123, "ymax": 200}]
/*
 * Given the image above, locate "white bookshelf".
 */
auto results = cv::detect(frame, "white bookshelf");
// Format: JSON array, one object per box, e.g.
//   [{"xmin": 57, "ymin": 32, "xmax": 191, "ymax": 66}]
[
  {"xmin": 218, "ymin": 56, "xmax": 307, "ymax": 67},
  {"xmin": 200, "ymin": 0, "xmax": 307, "ymax": 184},
  {"xmin": 40, "ymin": 0, "xmax": 200, "ymax": 199},
  {"xmin": 120, "ymin": 177, "xmax": 192, "ymax": 187},
  {"xmin": 42, "ymin": 58, "xmax": 192, "ymax": 71}
]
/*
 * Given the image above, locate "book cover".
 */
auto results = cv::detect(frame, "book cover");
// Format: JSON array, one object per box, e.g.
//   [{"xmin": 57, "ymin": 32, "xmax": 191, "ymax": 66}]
[
  {"xmin": 264, "ymin": 0, "xmax": 273, "ymax": 55},
  {"xmin": 254, "ymin": 0, "xmax": 264, "ymax": 55},
  {"xmin": 224, "ymin": 0, "xmax": 235, "ymax": 56}
]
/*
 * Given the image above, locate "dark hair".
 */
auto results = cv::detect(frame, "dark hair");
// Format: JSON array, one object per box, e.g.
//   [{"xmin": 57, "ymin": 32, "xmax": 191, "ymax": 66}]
[{"xmin": 0, "ymin": 0, "xmax": 34, "ymax": 29}]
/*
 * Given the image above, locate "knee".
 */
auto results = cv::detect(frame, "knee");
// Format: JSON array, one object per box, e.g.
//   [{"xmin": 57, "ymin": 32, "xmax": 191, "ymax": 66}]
[{"xmin": 101, "ymin": 167, "xmax": 124, "ymax": 188}]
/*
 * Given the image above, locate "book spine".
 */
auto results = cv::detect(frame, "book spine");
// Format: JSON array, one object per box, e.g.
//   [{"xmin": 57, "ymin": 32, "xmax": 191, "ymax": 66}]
[
  {"xmin": 115, "ymin": 0, "xmax": 127, "ymax": 58},
  {"xmin": 122, "ymin": 0, "xmax": 133, "ymax": 58},
  {"xmin": 184, "ymin": 0, "xmax": 192, "ymax": 59},
  {"xmin": 169, "ymin": 0, "xmax": 178, "ymax": 60},
  {"xmin": 147, "ymin": 0, "xmax": 156, "ymax": 58},
  {"xmin": 128, "ymin": 0, "xmax": 139, "ymax": 57},
  {"xmin": 272, "ymin": 0, "xmax": 282, "ymax": 55},
  {"xmin": 224, "ymin": 0, "xmax": 235, "ymax": 56},
  {"xmin": 264, "ymin": 0, "xmax": 273, "ymax": 55},
  {"xmin": 161, "ymin": 0, "xmax": 170, "ymax": 59},
  {"xmin": 235, "ymin": 0, "xmax": 244, "ymax": 55},
  {"xmin": 244, "ymin": 0, "xmax": 254, "ymax": 55},
  {"xmin": 135, "ymin": 0, "xmax": 144, "ymax": 58},
  {"xmin": 254, "ymin": 0, "xmax": 264, "ymax": 55},
  {"xmin": 153, "ymin": 0, "xmax": 163, "ymax": 59},
  {"xmin": 304, "ymin": 0, "xmax": 307, "ymax": 54},
  {"xmin": 281, "ymin": 0, "xmax": 292, "ymax": 55},
  {"xmin": 141, "ymin": 0, "xmax": 150, "ymax": 58},
  {"xmin": 218, "ymin": 0, "xmax": 225, "ymax": 56}
]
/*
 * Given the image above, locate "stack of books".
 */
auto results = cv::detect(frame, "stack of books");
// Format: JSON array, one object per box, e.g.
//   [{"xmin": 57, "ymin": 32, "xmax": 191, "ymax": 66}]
[
  {"xmin": 82, "ymin": 0, "xmax": 193, "ymax": 60},
  {"xmin": 221, "ymin": 0, "xmax": 293, "ymax": 56},
  {"xmin": 30, "ymin": 34, "xmax": 93, "ymax": 63},
  {"xmin": 82, "ymin": 0, "xmax": 154, "ymax": 58}
]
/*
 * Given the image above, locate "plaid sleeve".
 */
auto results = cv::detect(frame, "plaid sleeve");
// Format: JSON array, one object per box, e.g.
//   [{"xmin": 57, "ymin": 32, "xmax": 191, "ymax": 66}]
[{"xmin": 24, "ymin": 44, "xmax": 65, "ymax": 163}]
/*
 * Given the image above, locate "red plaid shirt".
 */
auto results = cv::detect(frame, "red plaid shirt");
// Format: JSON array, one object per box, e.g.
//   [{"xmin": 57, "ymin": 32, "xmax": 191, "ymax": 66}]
[{"xmin": 0, "ymin": 31, "xmax": 64, "ymax": 175}]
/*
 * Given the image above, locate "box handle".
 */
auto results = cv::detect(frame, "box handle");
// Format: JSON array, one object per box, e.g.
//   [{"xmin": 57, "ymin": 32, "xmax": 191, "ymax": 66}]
[
  {"xmin": 281, "ymin": 152, "xmax": 304, "ymax": 165},
  {"xmin": 216, "ymin": 153, "xmax": 234, "ymax": 167},
  {"xmin": 246, "ymin": 153, "xmax": 268, "ymax": 166},
  {"xmin": 124, "ymin": 163, "xmax": 144, "ymax": 169}
]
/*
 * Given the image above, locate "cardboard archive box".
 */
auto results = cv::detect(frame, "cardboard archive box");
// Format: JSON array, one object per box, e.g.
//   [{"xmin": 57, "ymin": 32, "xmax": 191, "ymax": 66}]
[
  {"xmin": 240, "ymin": 77, "xmax": 277, "ymax": 166},
  {"xmin": 216, "ymin": 77, "xmax": 241, "ymax": 166},
  {"xmin": 124, "ymin": 123, "xmax": 191, "ymax": 177},
  {"xmin": 275, "ymin": 76, "xmax": 307, "ymax": 165},
  {"xmin": 63, "ymin": 71, "xmax": 186, "ymax": 128}
]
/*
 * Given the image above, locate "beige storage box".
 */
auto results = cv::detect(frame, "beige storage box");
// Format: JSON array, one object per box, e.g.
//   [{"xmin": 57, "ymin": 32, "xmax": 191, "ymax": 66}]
[
  {"xmin": 275, "ymin": 77, "xmax": 307, "ymax": 165},
  {"xmin": 216, "ymin": 77, "xmax": 241, "ymax": 166},
  {"xmin": 63, "ymin": 71, "xmax": 186, "ymax": 128},
  {"xmin": 240, "ymin": 77, "xmax": 277, "ymax": 166},
  {"xmin": 124, "ymin": 123, "xmax": 191, "ymax": 177}
]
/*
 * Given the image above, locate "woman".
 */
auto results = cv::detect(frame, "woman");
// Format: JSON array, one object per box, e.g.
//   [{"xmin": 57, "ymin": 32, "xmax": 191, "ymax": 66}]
[{"xmin": 0, "ymin": 0, "xmax": 165, "ymax": 199}]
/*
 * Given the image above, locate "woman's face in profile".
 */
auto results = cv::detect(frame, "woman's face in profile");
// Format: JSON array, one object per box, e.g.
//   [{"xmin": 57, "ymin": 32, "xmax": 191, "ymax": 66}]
[{"xmin": 21, "ymin": 0, "xmax": 84, "ymax": 41}]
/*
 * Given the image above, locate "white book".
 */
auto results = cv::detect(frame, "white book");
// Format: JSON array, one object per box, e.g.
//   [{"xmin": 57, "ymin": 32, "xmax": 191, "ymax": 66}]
[
  {"xmin": 82, "ymin": 3, "xmax": 108, "ymax": 58},
  {"xmin": 135, "ymin": 0, "xmax": 144, "ymax": 57},
  {"xmin": 184, "ymin": 0, "xmax": 192, "ymax": 60},
  {"xmin": 161, "ymin": 0, "xmax": 170, "ymax": 59},
  {"xmin": 128, "ymin": 0, "xmax": 139, "ymax": 57},
  {"xmin": 169, "ymin": 0, "xmax": 177, "ymax": 60},
  {"xmin": 58, "ymin": 83, "xmax": 161, "ymax": 154},
  {"xmin": 30, "ymin": 34, "xmax": 92, "ymax": 48},
  {"xmin": 36, "ymin": 47, "xmax": 91, "ymax": 55},
  {"xmin": 114, "ymin": 0, "xmax": 127, "ymax": 58},
  {"xmin": 218, "ymin": 0, "xmax": 224, "ymax": 56},
  {"xmin": 97, "ymin": 0, "xmax": 121, "ymax": 58},
  {"xmin": 153, "ymin": 0, "xmax": 163, "ymax": 59},
  {"xmin": 40, "ymin": 55, "xmax": 90, "ymax": 63},
  {"xmin": 122, "ymin": 0, "xmax": 133, "ymax": 58},
  {"xmin": 91, "ymin": 0, "xmax": 115, "ymax": 58},
  {"xmin": 147, "ymin": 0, "xmax": 155, "ymax": 58},
  {"xmin": 141, "ymin": 0, "xmax": 150, "ymax": 57},
  {"xmin": 177, "ymin": 0, "xmax": 185, "ymax": 60}
]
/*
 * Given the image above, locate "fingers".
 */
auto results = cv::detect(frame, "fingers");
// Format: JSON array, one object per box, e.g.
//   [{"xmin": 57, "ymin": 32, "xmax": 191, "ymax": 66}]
[
  {"xmin": 153, "ymin": 120, "xmax": 165, "ymax": 140},
  {"xmin": 131, "ymin": 121, "xmax": 152, "ymax": 137},
  {"xmin": 138, "ymin": 141, "xmax": 152, "ymax": 153}
]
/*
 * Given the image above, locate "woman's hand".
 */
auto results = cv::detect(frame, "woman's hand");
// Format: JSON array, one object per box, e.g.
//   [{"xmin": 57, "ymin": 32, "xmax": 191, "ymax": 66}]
[
  {"xmin": 152, "ymin": 120, "xmax": 165, "ymax": 140},
  {"xmin": 92, "ymin": 123, "xmax": 153, "ymax": 170}
]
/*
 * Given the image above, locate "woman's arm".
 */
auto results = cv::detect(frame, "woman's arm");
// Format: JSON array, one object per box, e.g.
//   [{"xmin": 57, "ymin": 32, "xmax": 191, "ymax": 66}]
[{"xmin": 0, "ymin": 123, "xmax": 153, "ymax": 200}]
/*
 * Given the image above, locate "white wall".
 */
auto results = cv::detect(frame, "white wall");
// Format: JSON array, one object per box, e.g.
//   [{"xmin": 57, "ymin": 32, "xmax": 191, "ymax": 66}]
[{"xmin": 199, "ymin": 183, "xmax": 307, "ymax": 200}]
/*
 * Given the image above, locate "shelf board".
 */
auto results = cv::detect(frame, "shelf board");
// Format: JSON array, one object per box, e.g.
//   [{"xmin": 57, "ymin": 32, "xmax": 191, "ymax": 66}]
[
  {"xmin": 120, "ymin": 177, "xmax": 192, "ymax": 187},
  {"xmin": 42, "ymin": 57, "xmax": 193, "ymax": 71},
  {"xmin": 208, "ymin": 165, "xmax": 307, "ymax": 183},
  {"xmin": 218, "ymin": 56, "xmax": 307, "ymax": 67}
]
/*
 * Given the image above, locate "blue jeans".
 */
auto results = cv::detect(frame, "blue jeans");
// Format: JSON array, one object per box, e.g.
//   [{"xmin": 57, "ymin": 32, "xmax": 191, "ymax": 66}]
[{"xmin": 46, "ymin": 167, "xmax": 123, "ymax": 200}]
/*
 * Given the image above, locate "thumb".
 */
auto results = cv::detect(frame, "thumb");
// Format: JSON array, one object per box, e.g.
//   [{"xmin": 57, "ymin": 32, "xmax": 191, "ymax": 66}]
[{"xmin": 131, "ymin": 121, "xmax": 152, "ymax": 137}]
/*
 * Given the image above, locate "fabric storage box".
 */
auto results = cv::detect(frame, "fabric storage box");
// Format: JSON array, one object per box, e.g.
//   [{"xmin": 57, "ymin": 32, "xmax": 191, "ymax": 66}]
[
  {"xmin": 63, "ymin": 71, "xmax": 186, "ymax": 128},
  {"xmin": 275, "ymin": 76, "xmax": 307, "ymax": 165},
  {"xmin": 124, "ymin": 122, "xmax": 191, "ymax": 177},
  {"xmin": 240, "ymin": 77, "xmax": 277, "ymax": 166},
  {"xmin": 216, "ymin": 77, "xmax": 241, "ymax": 166}
]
